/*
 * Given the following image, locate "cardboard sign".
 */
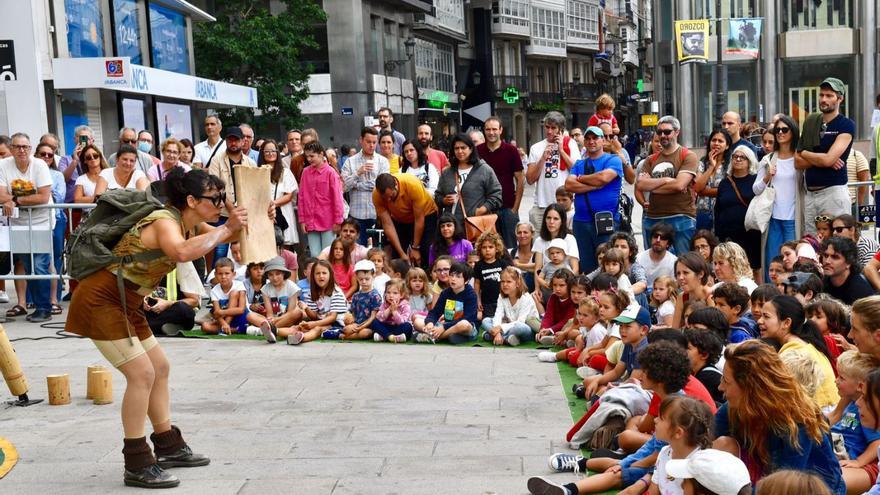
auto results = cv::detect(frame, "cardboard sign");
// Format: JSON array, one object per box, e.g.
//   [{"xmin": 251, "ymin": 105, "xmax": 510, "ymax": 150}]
[{"xmin": 233, "ymin": 165, "xmax": 277, "ymax": 264}]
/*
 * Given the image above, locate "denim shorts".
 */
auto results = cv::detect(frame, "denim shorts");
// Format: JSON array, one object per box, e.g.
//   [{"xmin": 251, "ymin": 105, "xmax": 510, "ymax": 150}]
[{"xmin": 621, "ymin": 465, "xmax": 651, "ymax": 487}]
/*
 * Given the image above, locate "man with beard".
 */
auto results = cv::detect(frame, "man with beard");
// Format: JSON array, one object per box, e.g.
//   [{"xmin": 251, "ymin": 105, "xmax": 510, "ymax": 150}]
[
  {"xmin": 821, "ymin": 236, "xmax": 875, "ymax": 305},
  {"xmin": 635, "ymin": 115, "xmax": 699, "ymax": 254},
  {"xmin": 796, "ymin": 78, "xmax": 856, "ymax": 234},
  {"xmin": 417, "ymin": 124, "xmax": 448, "ymax": 171},
  {"xmin": 377, "ymin": 107, "xmax": 405, "ymax": 155},
  {"xmin": 476, "ymin": 116, "xmax": 524, "ymax": 248},
  {"xmin": 207, "ymin": 126, "xmax": 257, "ymax": 262},
  {"xmin": 526, "ymin": 111, "xmax": 580, "ymax": 229},
  {"xmin": 635, "ymin": 222, "xmax": 677, "ymax": 287}
]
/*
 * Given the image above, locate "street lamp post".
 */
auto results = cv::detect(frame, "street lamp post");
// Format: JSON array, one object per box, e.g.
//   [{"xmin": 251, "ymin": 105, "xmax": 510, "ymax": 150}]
[{"xmin": 384, "ymin": 36, "xmax": 417, "ymax": 116}]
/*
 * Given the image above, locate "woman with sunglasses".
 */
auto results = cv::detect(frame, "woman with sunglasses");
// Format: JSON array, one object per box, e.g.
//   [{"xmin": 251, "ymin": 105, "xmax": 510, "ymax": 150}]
[
  {"xmin": 73, "ymin": 144, "xmax": 109, "ymax": 204},
  {"xmin": 147, "ymin": 138, "xmax": 191, "ymax": 182},
  {"xmin": 95, "ymin": 144, "xmax": 149, "ymax": 195},
  {"xmin": 65, "ymin": 168, "xmax": 256, "ymax": 488},
  {"xmin": 754, "ymin": 115, "xmax": 803, "ymax": 280},
  {"xmin": 715, "ymin": 146, "xmax": 762, "ymax": 280},
  {"xmin": 260, "ymin": 139, "xmax": 298, "ymax": 247}
]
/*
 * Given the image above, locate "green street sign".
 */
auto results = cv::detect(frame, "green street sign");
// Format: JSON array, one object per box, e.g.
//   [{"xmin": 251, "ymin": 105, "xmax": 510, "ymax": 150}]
[
  {"xmin": 637, "ymin": 79, "xmax": 644, "ymax": 92},
  {"xmin": 502, "ymin": 86, "xmax": 520, "ymax": 104}
]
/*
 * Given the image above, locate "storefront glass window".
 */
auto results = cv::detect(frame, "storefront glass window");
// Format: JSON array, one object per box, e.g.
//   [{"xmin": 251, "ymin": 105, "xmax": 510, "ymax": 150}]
[
  {"xmin": 782, "ymin": 0, "xmax": 853, "ymax": 31},
  {"xmin": 783, "ymin": 57, "xmax": 854, "ymax": 130},
  {"xmin": 113, "ymin": 0, "xmax": 142, "ymax": 64},
  {"xmin": 60, "ymin": 90, "xmax": 89, "ymax": 154},
  {"xmin": 149, "ymin": 3, "xmax": 190, "ymax": 74},
  {"xmin": 695, "ymin": 62, "xmax": 758, "ymax": 142},
  {"xmin": 65, "ymin": 0, "xmax": 105, "ymax": 57}
]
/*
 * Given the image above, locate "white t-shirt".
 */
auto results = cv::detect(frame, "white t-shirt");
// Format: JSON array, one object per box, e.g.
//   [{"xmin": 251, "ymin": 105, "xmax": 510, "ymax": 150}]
[
  {"xmin": 261, "ymin": 279, "xmax": 301, "ymax": 315},
  {"xmin": 528, "ymin": 138, "xmax": 579, "ymax": 208},
  {"xmin": 99, "ymin": 167, "xmax": 146, "ymax": 190},
  {"xmin": 207, "ymin": 260, "xmax": 247, "ymax": 282},
  {"xmin": 75, "ymin": 174, "xmax": 98, "ymax": 198},
  {"xmin": 210, "ymin": 280, "xmax": 246, "ymax": 309},
  {"xmin": 636, "ymin": 250, "xmax": 677, "ymax": 287},
  {"xmin": 532, "ymin": 234, "xmax": 580, "ymax": 261},
  {"xmin": 193, "ymin": 139, "xmax": 225, "ymax": 167},
  {"xmin": 0, "ymin": 156, "xmax": 53, "ymax": 227},
  {"xmin": 272, "ymin": 168, "xmax": 299, "ymax": 244},
  {"xmin": 657, "ymin": 300, "xmax": 675, "ymax": 323},
  {"xmin": 373, "ymin": 273, "xmax": 390, "ymax": 296},
  {"xmin": 755, "ymin": 155, "xmax": 796, "ymax": 221},
  {"xmin": 652, "ymin": 445, "xmax": 700, "ymax": 495},
  {"xmin": 580, "ymin": 322, "xmax": 608, "ymax": 347}
]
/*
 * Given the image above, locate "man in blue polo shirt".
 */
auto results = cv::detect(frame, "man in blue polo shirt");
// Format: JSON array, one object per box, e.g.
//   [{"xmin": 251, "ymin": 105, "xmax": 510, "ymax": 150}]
[
  {"xmin": 565, "ymin": 126, "xmax": 623, "ymax": 273},
  {"xmin": 796, "ymin": 77, "xmax": 856, "ymax": 235}
]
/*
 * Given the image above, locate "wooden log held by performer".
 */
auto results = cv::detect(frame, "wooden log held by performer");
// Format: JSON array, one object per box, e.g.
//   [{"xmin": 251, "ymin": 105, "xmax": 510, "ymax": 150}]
[{"xmin": 47, "ymin": 374, "xmax": 70, "ymax": 405}]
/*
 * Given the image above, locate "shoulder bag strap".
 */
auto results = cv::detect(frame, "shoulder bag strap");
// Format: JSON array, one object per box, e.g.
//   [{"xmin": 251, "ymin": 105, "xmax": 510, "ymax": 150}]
[
  {"xmin": 455, "ymin": 172, "xmax": 468, "ymax": 218},
  {"xmin": 728, "ymin": 176, "xmax": 748, "ymax": 207}
]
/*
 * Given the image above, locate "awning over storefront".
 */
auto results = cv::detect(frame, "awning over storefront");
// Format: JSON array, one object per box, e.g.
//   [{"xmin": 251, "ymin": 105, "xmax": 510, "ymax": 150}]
[{"xmin": 51, "ymin": 57, "xmax": 258, "ymax": 108}]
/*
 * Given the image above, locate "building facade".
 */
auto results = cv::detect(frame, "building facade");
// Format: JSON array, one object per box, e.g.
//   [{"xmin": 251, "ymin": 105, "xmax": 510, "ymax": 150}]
[
  {"xmin": 0, "ymin": 0, "xmax": 258, "ymax": 156},
  {"xmin": 650, "ymin": 0, "xmax": 878, "ymax": 147}
]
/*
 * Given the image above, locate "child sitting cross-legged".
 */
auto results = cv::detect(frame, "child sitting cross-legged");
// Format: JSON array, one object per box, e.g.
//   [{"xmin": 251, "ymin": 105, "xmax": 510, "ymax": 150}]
[
  {"xmin": 580, "ymin": 304, "xmax": 650, "ymax": 399},
  {"xmin": 406, "ymin": 267, "xmax": 434, "ymax": 334},
  {"xmin": 712, "ymin": 282, "xmax": 758, "ymax": 343},
  {"xmin": 372, "ymin": 279, "xmax": 413, "ymax": 343},
  {"xmin": 258, "ymin": 256, "xmax": 304, "ymax": 343},
  {"xmin": 552, "ymin": 275, "xmax": 592, "ymax": 348},
  {"xmin": 202, "ymin": 257, "xmax": 270, "ymax": 336},
  {"xmin": 535, "ymin": 269, "xmax": 576, "ymax": 346},
  {"xmin": 826, "ymin": 350, "xmax": 880, "ymax": 494},
  {"xmin": 339, "ymin": 260, "xmax": 382, "ymax": 340},
  {"xmin": 287, "ymin": 260, "xmax": 348, "ymax": 345},
  {"xmin": 422, "ymin": 262, "xmax": 479, "ymax": 344},
  {"xmin": 481, "ymin": 267, "xmax": 541, "ymax": 347},
  {"xmin": 536, "ymin": 297, "xmax": 604, "ymax": 368}
]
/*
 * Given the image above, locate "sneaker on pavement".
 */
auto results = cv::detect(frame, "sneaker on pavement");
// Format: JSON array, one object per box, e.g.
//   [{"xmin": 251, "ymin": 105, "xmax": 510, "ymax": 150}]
[
  {"xmin": 548, "ymin": 452, "xmax": 582, "ymax": 474},
  {"xmin": 287, "ymin": 331, "xmax": 304, "ymax": 345},
  {"xmin": 538, "ymin": 335, "xmax": 556, "ymax": 346},
  {"xmin": 506, "ymin": 334, "xmax": 520, "ymax": 347},
  {"xmin": 538, "ymin": 351, "xmax": 557, "ymax": 363},
  {"xmin": 393, "ymin": 334, "xmax": 407, "ymax": 343},
  {"xmin": 576, "ymin": 366, "xmax": 600, "ymax": 379},
  {"xmin": 260, "ymin": 321, "xmax": 277, "ymax": 343},
  {"xmin": 415, "ymin": 333, "xmax": 432, "ymax": 343},
  {"xmin": 245, "ymin": 325, "xmax": 262, "ymax": 337},
  {"xmin": 373, "ymin": 333, "xmax": 384, "ymax": 342},
  {"xmin": 527, "ymin": 476, "xmax": 571, "ymax": 495},
  {"xmin": 0, "ymin": 290, "xmax": 9, "ymax": 303}
]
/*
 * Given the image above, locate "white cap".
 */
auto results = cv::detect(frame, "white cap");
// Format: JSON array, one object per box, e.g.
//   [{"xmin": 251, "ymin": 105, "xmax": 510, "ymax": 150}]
[
  {"xmin": 665, "ymin": 449, "xmax": 751, "ymax": 495},
  {"xmin": 547, "ymin": 238, "xmax": 569, "ymax": 256},
  {"xmin": 797, "ymin": 243, "xmax": 819, "ymax": 263},
  {"xmin": 354, "ymin": 259, "xmax": 376, "ymax": 273}
]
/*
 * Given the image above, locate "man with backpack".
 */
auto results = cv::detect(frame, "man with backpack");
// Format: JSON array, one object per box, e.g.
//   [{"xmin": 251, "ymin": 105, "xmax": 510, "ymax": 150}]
[{"xmin": 635, "ymin": 115, "xmax": 700, "ymax": 255}]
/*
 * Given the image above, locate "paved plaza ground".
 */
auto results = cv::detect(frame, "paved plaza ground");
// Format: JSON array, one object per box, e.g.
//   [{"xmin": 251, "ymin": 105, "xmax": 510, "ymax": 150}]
[{"xmin": 0, "ymin": 314, "xmax": 582, "ymax": 494}]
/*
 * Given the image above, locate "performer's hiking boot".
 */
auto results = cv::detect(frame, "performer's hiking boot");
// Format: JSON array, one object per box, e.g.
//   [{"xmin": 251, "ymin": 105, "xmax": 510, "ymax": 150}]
[
  {"xmin": 151, "ymin": 426, "xmax": 210, "ymax": 468},
  {"xmin": 124, "ymin": 463, "xmax": 180, "ymax": 488}
]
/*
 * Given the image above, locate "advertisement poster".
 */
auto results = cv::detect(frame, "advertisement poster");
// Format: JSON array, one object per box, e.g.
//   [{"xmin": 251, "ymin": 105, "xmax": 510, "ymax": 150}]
[
  {"xmin": 725, "ymin": 18, "xmax": 763, "ymax": 58},
  {"xmin": 149, "ymin": 3, "xmax": 189, "ymax": 74},
  {"xmin": 121, "ymin": 97, "xmax": 146, "ymax": 133},
  {"xmin": 674, "ymin": 19, "xmax": 709, "ymax": 64},
  {"xmin": 156, "ymin": 101, "xmax": 192, "ymax": 142},
  {"xmin": 113, "ymin": 0, "xmax": 141, "ymax": 64},
  {"xmin": 65, "ymin": 0, "xmax": 105, "ymax": 57}
]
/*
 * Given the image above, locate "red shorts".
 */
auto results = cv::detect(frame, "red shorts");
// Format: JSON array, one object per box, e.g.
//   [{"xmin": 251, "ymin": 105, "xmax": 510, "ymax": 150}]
[
  {"xmin": 863, "ymin": 461, "xmax": 879, "ymax": 485},
  {"xmin": 565, "ymin": 347, "xmax": 581, "ymax": 366},
  {"xmin": 588, "ymin": 354, "xmax": 608, "ymax": 371}
]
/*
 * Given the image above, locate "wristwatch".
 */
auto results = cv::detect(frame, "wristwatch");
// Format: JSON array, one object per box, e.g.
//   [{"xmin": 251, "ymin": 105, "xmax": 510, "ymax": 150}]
[{"xmin": 409, "ymin": 244, "xmax": 420, "ymax": 250}]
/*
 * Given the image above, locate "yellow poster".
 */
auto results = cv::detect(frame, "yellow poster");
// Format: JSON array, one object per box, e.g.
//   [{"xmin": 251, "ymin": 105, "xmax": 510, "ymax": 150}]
[{"xmin": 674, "ymin": 19, "xmax": 710, "ymax": 64}]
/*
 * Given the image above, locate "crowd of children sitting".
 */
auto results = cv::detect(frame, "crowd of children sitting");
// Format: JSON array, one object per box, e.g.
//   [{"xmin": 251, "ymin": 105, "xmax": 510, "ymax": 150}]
[{"xmin": 182, "ymin": 201, "xmax": 880, "ymax": 495}]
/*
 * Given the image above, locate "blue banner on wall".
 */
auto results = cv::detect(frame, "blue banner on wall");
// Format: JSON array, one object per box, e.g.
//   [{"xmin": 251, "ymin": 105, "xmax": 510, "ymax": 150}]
[
  {"xmin": 113, "ymin": 0, "xmax": 141, "ymax": 64},
  {"xmin": 149, "ymin": 3, "xmax": 189, "ymax": 74},
  {"xmin": 65, "ymin": 0, "xmax": 105, "ymax": 58}
]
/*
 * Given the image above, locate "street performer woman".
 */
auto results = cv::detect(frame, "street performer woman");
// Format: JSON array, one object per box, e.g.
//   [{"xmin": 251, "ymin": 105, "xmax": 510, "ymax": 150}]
[{"xmin": 65, "ymin": 167, "xmax": 251, "ymax": 488}]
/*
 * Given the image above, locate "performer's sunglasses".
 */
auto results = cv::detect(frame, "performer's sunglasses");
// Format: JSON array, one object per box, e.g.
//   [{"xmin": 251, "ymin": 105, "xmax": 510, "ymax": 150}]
[{"xmin": 197, "ymin": 192, "xmax": 226, "ymax": 208}]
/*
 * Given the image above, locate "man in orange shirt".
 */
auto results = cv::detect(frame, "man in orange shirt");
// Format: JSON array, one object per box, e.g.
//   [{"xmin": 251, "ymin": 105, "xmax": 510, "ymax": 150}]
[{"xmin": 373, "ymin": 173, "xmax": 439, "ymax": 268}]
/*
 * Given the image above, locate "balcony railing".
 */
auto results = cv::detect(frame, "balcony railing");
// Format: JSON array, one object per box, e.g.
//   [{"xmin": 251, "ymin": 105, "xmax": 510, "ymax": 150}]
[
  {"xmin": 494, "ymin": 76, "xmax": 529, "ymax": 97},
  {"xmin": 530, "ymin": 92, "xmax": 563, "ymax": 106},
  {"xmin": 563, "ymin": 83, "xmax": 598, "ymax": 101}
]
